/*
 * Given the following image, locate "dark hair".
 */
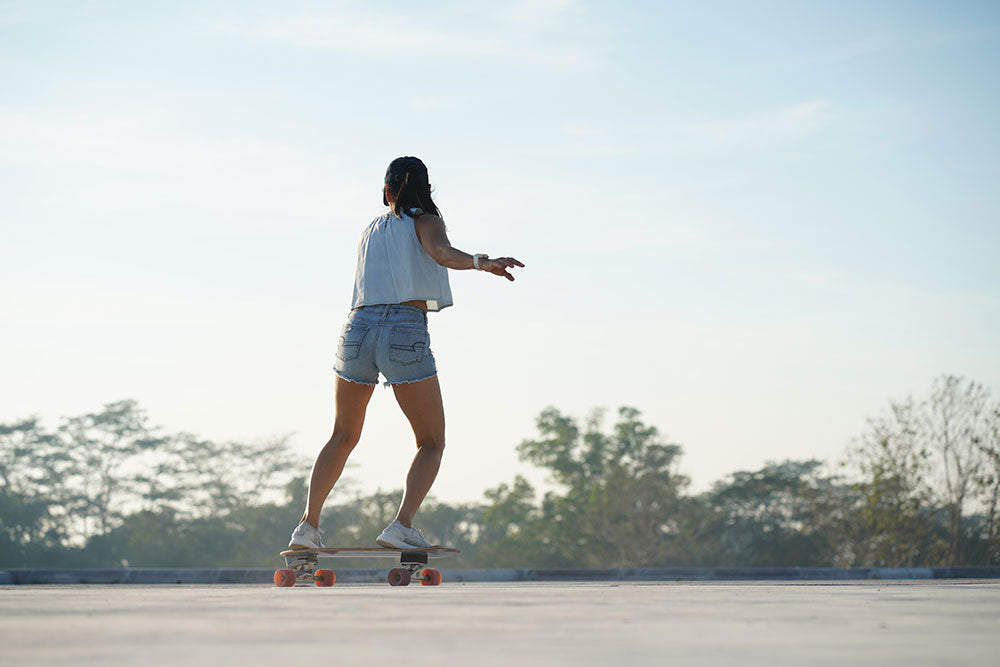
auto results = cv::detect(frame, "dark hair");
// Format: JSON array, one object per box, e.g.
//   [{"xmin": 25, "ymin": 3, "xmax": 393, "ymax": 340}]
[{"xmin": 383, "ymin": 156, "xmax": 440, "ymax": 218}]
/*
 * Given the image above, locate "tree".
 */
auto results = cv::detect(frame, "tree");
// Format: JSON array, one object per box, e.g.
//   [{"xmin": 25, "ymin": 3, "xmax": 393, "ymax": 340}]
[
  {"xmin": 56, "ymin": 400, "xmax": 163, "ymax": 538},
  {"xmin": 177, "ymin": 434, "xmax": 304, "ymax": 518},
  {"xmin": 974, "ymin": 404, "xmax": 1000, "ymax": 564},
  {"xmin": 848, "ymin": 397, "xmax": 944, "ymax": 566},
  {"xmin": 703, "ymin": 460, "xmax": 834, "ymax": 566},
  {"xmin": 0, "ymin": 401, "xmax": 311, "ymax": 566},
  {"xmin": 925, "ymin": 375, "xmax": 995, "ymax": 564},
  {"xmin": 0, "ymin": 418, "xmax": 75, "ymax": 547},
  {"xmin": 517, "ymin": 406, "xmax": 689, "ymax": 567},
  {"xmin": 7, "ymin": 386, "xmax": 999, "ymax": 569},
  {"xmin": 476, "ymin": 476, "xmax": 549, "ymax": 566}
]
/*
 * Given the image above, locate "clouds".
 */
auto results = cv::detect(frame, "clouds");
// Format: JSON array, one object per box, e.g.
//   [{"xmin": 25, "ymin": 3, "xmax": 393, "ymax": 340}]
[
  {"xmin": 551, "ymin": 99, "xmax": 835, "ymax": 162},
  {"xmin": 200, "ymin": 0, "xmax": 599, "ymax": 71},
  {"xmin": 499, "ymin": 0, "xmax": 576, "ymax": 30},
  {"xmin": 0, "ymin": 104, "xmax": 361, "ymax": 228},
  {"xmin": 684, "ymin": 100, "xmax": 833, "ymax": 149}
]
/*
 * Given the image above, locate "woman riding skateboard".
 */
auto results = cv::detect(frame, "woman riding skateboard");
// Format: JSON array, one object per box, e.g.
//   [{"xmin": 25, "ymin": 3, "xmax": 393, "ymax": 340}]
[{"xmin": 288, "ymin": 156, "xmax": 524, "ymax": 551}]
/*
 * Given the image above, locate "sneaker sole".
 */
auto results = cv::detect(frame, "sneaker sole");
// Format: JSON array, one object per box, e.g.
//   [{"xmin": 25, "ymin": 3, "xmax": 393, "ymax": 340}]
[
  {"xmin": 377, "ymin": 536, "xmax": 433, "ymax": 549},
  {"xmin": 288, "ymin": 542, "xmax": 323, "ymax": 550},
  {"xmin": 375, "ymin": 536, "xmax": 405, "ymax": 549}
]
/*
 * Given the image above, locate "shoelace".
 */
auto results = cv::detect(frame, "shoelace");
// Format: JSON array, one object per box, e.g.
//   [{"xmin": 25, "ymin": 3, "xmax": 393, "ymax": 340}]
[
  {"xmin": 406, "ymin": 526, "xmax": 429, "ymax": 545},
  {"xmin": 300, "ymin": 523, "xmax": 325, "ymax": 547}
]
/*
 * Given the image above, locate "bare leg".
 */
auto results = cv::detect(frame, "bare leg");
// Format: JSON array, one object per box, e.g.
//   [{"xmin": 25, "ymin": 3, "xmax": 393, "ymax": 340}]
[
  {"xmin": 300, "ymin": 377, "xmax": 376, "ymax": 528},
  {"xmin": 390, "ymin": 375, "xmax": 446, "ymax": 528}
]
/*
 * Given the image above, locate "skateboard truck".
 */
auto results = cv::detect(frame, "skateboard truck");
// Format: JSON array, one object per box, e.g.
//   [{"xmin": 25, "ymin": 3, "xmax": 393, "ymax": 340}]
[
  {"xmin": 390, "ymin": 551, "xmax": 430, "ymax": 585},
  {"xmin": 401, "ymin": 551, "xmax": 428, "ymax": 566},
  {"xmin": 387, "ymin": 552, "xmax": 440, "ymax": 586},
  {"xmin": 284, "ymin": 552, "xmax": 320, "ymax": 584}
]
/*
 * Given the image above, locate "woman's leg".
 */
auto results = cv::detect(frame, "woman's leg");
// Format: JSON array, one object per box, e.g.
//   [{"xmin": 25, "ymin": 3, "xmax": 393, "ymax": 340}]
[
  {"xmin": 301, "ymin": 377, "xmax": 376, "ymax": 528},
  {"xmin": 390, "ymin": 375, "xmax": 446, "ymax": 527}
]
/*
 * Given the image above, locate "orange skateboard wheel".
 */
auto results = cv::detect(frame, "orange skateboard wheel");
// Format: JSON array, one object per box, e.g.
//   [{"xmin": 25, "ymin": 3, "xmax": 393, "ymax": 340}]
[
  {"xmin": 420, "ymin": 568, "xmax": 442, "ymax": 586},
  {"xmin": 387, "ymin": 567, "xmax": 411, "ymax": 586},
  {"xmin": 274, "ymin": 569, "xmax": 296, "ymax": 587},
  {"xmin": 314, "ymin": 569, "xmax": 335, "ymax": 587}
]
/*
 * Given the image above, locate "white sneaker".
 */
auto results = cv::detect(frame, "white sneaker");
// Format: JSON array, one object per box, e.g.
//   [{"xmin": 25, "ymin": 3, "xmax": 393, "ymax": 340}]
[
  {"xmin": 376, "ymin": 520, "xmax": 432, "ymax": 549},
  {"xmin": 288, "ymin": 521, "xmax": 325, "ymax": 550}
]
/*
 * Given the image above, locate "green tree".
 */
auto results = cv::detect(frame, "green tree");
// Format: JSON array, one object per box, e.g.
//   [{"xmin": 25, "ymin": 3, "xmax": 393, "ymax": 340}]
[
  {"xmin": 476, "ymin": 475, "xmax": 550, "ymax": 566},
  {"xmin": 0, "ymin": 418, "xmax": 73, "ymax": 549},
  {"xmin": 702, "ymin": 460, "xmax": 835, "ymax": 566},
  {"xmin": 516, "ymin": 406, "xmax": 689, "ymax": 567},
  {"xmin": 0, "ymin": 401, "xmax": 310, "ymax": 567},
  {"xmin": 848, "ymin": 398, "xmax": 944, "ymax": 566}
]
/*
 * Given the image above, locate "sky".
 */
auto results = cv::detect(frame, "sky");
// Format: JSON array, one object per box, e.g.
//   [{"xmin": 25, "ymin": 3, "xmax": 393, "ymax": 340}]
[{"xmin": 2, "ymin": 0, "xmax": 999, "ymax": 506}]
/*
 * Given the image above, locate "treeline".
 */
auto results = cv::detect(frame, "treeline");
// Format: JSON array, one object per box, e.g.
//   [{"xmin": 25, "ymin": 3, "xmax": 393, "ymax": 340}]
[{"xmin": 2, "ymin": 375, "xmax": 998, "ymax": 569}]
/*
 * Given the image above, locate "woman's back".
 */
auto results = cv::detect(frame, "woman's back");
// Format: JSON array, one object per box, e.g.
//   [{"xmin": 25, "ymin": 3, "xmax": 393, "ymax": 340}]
[{"xmin": 351, "ymin": 208, "xmax": 453, "ymax": 312}]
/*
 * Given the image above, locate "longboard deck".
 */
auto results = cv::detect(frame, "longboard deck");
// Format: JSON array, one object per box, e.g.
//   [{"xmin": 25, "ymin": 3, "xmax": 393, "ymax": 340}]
[{"xmin": 280, "ymin": 545, "xmax": 459, "ymax": 559}]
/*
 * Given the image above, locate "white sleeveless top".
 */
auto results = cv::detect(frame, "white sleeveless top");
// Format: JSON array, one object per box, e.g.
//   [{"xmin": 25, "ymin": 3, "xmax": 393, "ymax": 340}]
[{"xmin": 350, "ymin": 209, "xmax": 453, "ymax": 312}]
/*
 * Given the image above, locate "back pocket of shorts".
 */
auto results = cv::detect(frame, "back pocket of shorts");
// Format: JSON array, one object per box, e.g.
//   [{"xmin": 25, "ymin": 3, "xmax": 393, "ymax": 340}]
[
  {"xmin": 389, "ymin": 326, "xmax": 429, "ymax": 366},
  {"xmin": 336, "ymin": 323, "xmax": 369, "ymax": 361}
]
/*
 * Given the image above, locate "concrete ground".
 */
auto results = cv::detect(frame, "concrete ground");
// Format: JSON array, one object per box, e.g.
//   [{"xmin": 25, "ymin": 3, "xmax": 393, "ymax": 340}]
[{"xmin": 1, "ymin": 581, "xmax": 998, "ymax": 666}]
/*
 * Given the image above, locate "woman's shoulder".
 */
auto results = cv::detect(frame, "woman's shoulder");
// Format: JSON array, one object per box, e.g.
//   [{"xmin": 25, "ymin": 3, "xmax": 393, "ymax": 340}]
[{"xmin": 408, "ymin": 208, "xmax": 443, "ymax": 224}]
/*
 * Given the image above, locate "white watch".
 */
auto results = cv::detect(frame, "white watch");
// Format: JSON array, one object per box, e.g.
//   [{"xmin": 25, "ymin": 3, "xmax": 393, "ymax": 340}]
[{"xmin": 473, "ymin": 253, "xmax": 488, "ymax": 270}]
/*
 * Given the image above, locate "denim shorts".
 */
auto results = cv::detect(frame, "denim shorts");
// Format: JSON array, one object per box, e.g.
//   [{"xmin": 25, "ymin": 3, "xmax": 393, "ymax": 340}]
[{"xmin": 334, "ymin": 304, "xmax": 437, "ymax": 387}]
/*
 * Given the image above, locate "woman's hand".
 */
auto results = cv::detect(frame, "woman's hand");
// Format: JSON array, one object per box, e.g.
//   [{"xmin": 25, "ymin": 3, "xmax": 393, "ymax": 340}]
[{"xmin": 482, "ymin": 256, "xmax": 525, "ymax": 281}]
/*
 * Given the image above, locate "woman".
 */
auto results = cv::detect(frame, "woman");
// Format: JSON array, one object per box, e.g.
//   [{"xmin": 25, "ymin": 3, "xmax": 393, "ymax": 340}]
[{"xmin": 288, "ymin": 156, "xmax": 524, "ymax": 550}]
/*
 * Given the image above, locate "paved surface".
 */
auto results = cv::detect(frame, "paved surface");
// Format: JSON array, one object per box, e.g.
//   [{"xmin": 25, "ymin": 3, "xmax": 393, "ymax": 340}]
[
  {"xmin": 7, "ymin": 565, "xmax": 1000, "ymax": 584},
  {"xmin": 2, "ymin": 581, "xmax": 999, "ymax": 666}
]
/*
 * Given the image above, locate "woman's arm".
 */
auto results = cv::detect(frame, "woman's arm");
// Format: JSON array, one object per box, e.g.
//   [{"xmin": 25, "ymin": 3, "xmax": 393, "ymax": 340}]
[{"xmin": 414, "ymin": 213, "xmax": 524, "ymax": 281}]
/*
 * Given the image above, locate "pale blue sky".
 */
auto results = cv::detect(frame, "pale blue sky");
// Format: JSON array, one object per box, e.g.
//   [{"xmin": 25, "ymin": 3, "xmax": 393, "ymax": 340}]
[{"xmin": 2, "ymin": 1, "xmax": 998, "ymax": 503}]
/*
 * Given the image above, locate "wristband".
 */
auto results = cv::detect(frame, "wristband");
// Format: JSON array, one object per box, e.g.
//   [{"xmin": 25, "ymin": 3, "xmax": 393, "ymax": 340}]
[{"xmin": 473, "ymin": 253, "xmax": 487, "ymax": 270}]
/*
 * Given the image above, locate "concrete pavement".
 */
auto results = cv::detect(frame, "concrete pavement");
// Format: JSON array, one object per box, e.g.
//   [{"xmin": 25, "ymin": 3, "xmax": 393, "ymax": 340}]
[{"xmin": 2, "ymin": 581, "xmax": 998, "ymax": 666}]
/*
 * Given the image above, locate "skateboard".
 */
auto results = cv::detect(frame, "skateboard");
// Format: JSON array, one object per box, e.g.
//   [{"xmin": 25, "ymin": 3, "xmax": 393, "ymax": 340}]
[{"xmin": 274, "ymin": 545, "xmax": 460, "ymax": 588}]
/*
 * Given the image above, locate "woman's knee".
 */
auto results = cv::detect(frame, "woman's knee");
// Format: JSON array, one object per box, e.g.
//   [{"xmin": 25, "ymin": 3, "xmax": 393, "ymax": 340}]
[
  {"xmin": 417, "ymin": 435, "xmax": 445, "ymax": 452},
  {"xmin": 329, "ymin": 426, "xmax": 362, "ymax": 450}
]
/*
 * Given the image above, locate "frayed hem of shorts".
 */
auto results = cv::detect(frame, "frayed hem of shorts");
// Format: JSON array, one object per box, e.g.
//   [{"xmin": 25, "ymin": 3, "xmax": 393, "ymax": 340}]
[
  {"xmin": 334, "ymin": 370, "xmax": 378, "ymax": 386},
  {"xmin": 383, "ymin": 372, "xmax": 438, "ymax": 388}
]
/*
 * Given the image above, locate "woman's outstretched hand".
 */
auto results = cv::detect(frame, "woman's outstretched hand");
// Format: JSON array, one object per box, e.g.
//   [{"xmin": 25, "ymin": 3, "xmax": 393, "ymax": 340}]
[{"xmin": 483, "ymin": 257, "xmax": 525, "ymax": 281}]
